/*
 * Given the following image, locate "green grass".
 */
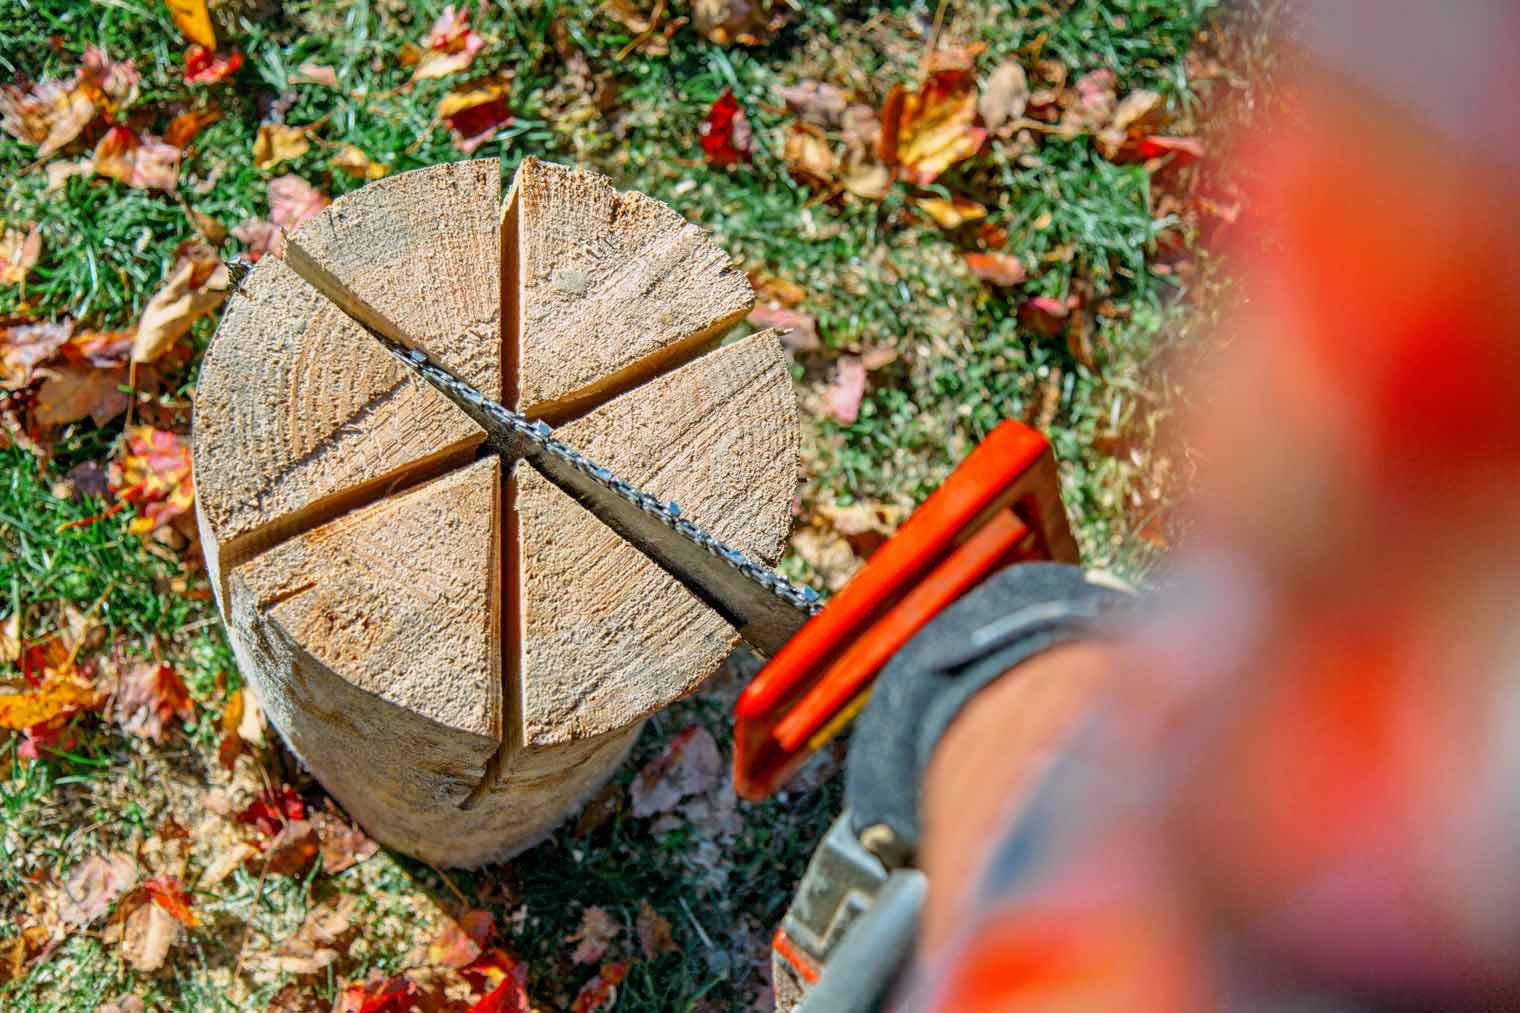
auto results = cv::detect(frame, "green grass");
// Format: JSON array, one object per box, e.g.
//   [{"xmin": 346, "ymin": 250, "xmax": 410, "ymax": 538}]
[{"xmin": 0, "ymin": 0, "xmax": 1246, "ymax": 1007}]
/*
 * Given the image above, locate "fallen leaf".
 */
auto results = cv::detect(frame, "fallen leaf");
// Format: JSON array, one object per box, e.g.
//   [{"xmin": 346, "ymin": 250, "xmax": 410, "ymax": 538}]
[
  {"xmin": 567, "ymin": 906, "xmax": 619, "ymax": 965},
  {"xmin": 413, "ymin": 5, "xmax": 487, "ymax": 81},
  {"xmin": 237, "ymin": 784, "xmax": 306, "ymax": 837},
  {"xmin": 94, "ymin": 126, "xmax": 181, "ymax": 192},
  {"xmin": 571, "ymin": 961, "xmax": 629, "ymax": 1013},
  {"xmin": 880, "ymin": 71, "xmax": 986, "ymax": 184},
  {"xmin": 232, "ymin": 217, "xmax": 281, "ymax": 260},
  {"xmin": 825, "ymin": 356, "xmax": 867, "ymax": 424},
  {"xmin": 437, "ymin": 76, "xmax": 512, "ymax": 153},
  {"xmin": 114, "ymin": 661, "xmax": 193, "ymax": 741},
  {"xmin": 925, "ymin": 43, "xmax": 985, "ymax": 73},
  {"xmin": 68, "ymin": 328, "xmax": 134, "ymax": 368},
  {"xmin": 750, "ymin": 274, "xmax": 805, "ymax": 306},
  {"xmin": 312, "ymin": 805, "xmax": 378, "ymax": 873},
  {"xmin": 252, "ymin": 122, "xmax": 310, "ymax": 170},
  {"xmin": 165, "ymin": 0, "xmax": 216, "ymax": 49},
  {"xmin": 915, "ymin": 195, "xmax": 986, "ymax": 229},
  {"xmin": 630, "ymin": 725, "xmax": 722, "ymax": 818},
  {"xmin": 699, "ymin": 87, "xmax": 751, "ymax": 166},
  {"xmin": 332, "ymin": 144, "xmax": 388, "ymax": 180},
  {"xmin": 462, "ymin": 949, "xmax": 530, "ymax": 1012},
  {"xmin": 121, "ymin": 898, "xmax": 181, "ymax": 971},
  {"xmin": 747, "ymin": 304, "xmax": 818, "ymax": 353},
  {"xmin": 428, "ymin": 910, "xmax": 487, "ymax": 969},
  {"xmin": 0, "ymin": 47, "xmax": 138, "ymax": 158},
  {"xmin": 1019, "ymin": 294, "xmax": 1071, "ymax": 336},
  {"xmin": 979, "ymin": 61, "xmax": 1029, "ymax": 133},
  {"xmin": 962, "ymin": 251, "xmax": 1026, "ymax": 286},
  {"xmin": 0, "ymin": 320, "xmax": 71, "ymax": 390},
  {"xmin": 0, "ymin": 667, "xmax": 103, "ymax": 730},
  {"xmin": 1, "ymin": 613, "xmax": 17, "ymax": 664},
  {"xmin": 781, "ymin": 123, "xmax": 836, "ymax": 183},
  {"xmin": 108, "ymin": 426, "xmax": 195, "ymax": 536},
  {"xmin": 776, "ymin": 80, "xmax": 848, "ymax": 128},
  {"xmin": 1133, "ymin": 134, "xmax": 1203, "ymax": 164},
  {"xmin": 636, "ymin": 901, "xmax": 675, "ymax": 959},
  {"xmin": 693, "ymin": 0, "xmax": 778, "ymax": 46},
  {"xmin": 183, "ymin": 45, "xmax": 243, "ymax": 85},
  {"xmin": 268, "ymin": 985, "xmax": 325, "ymax": 1013},
  {"xmin": 841, "ymin": 157, "xmax": 891, "ymax": 200},
  {"xmin": 266, "ymin": 819, "xmax": 320, "ymax": 875},
  {"xmin": 99, "ymin": 994, "xmax": 145, "ymax": 1013},
  {"xmin": 35, "ymin": 365, "xmax": 130, "ymax": 427},
  {"xmin": 45, "ymin": 158, "xmax": 94, "ymax": 191},
  {"xmin": 17, "ymin": 713, "xmax": 75, "ymax": 757},
  {"xmin": 217, "ymin": 687, "xmax": 244, "ymax": 769},
  {"xmin": 815, "ymin": 500, "xmax": 903, "ymax": 558},
  {"xmin": 268, "ymin": 174, "xmax": 330, "ymax": 230},
  {"xmin": 144, "ymin": 875, "xmax": 200, "ymax": 926},
  {"xmin": 290, "ymin": 62, "xmax": 339, "ymax": 88},
  {"xmin": 276, "ymin": 895, "xmax": 357, "ymax": 976},
  {"xmin": 0, "ymin": 226, "xmax": 42, "ymax": 287},
  {"xmin": 198, "ymin": 840, "xmax": 255, "ymax": 887},
  {"xmin": 59, "ymin": 851, "xmax": 138, "ymax": 926},
  {"xmin": 1060, "ymin": 67, "xmax": 1117, "ymax": 133},
  {"xmin": 132, "ymin": 248, "xmax": 227, "ymax": 363}
]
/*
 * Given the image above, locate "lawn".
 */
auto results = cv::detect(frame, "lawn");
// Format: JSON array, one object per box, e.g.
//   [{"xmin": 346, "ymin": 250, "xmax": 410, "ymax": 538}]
[{"xmin": 1, "ymin": 0, "xmax": 1251, "ymax": 1008}]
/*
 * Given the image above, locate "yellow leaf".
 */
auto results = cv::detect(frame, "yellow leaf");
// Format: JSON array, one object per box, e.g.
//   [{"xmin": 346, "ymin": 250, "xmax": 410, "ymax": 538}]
[
  {"xmin": 252, "ymin": 123, "xmax": 310, "ymax": 171},
  {"xmin": 0, "ymin": 226, "xmax": 42, "ymax": 287},
  {"xmin": 164, "ymin": 0, "xmax": 216, "ymax": 50},
  {"xmin": 881, "ymin": 71, "xmax": 987, "ymax": 185},
  {"xmin": 332, "ymin": 144, "xmax": 388, "ymax": 180},
  {"xmin": 914, "ymin": 195, "xmax": 987, "ymax": 229},
  {"xmin": 0, "ymin": 675, "xmax": 102, "ymax": 730}
]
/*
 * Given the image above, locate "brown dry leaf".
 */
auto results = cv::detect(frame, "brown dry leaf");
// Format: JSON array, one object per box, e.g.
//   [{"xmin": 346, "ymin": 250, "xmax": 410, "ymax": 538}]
[
  {"xmin": 164, "ymin": 108, "xmax": 220, "ymax": 147},
  {"xmin": 252, "ymin": 122, "xmax": 310, "ymax": 170},
  {"xmin": 1019, "ymin": 294, "xmax": 1071, "ymax": 336},
  {"xmin": 568, "ymin": 906, "xmax": 620, "ymax": 965},
  {"xmin": 184, "ymin": 204, "xmax": 226, "ymax": 245},
  {"xmin": 68, "ymin": 328, "xmax": 133, "ymax": 368},
  {"xmin": 841, "ymin": 157, "xmax": 891, "ymax": 200},
  {"xmin": 217, "ymin": 687, "xmax": 244, "ymax": 769},
  {"xmin": 693, "ymin": 0, "xmax": 778, "ymax": 46},
  {"xmin": 312, "ymin": 805, "xmax": 377, "ymax": 873},
  {"xmin": 776, "ymin": 80, "xmax": 848, "ymax": 128},
  {"xmin": 132, "ymin": 245, "xmax": 228, "ymax": 363},
  {"xmin": 915, "ymin": 195, "xmax": 986, "ymax": 229},
  {"xmin": 781, "ymin": 123, "xmax": 836, "ymax": 184},
  {"xmin": 962, "ymin": 251, "xmax": 1026, "ymax": 286},
  {"xmin": 1060, "ymin": 67, "xmax": 1117, "ymax": 133},
  {"xmin": 231, "ymin": 217, "xmax": 280, "ymax": 261},
  {"xmin": 114, "ymin": 661, "xmax": 193, "ymax": 741},
  {"xmin": 332, "ymin": 144, "xmax": 388, "ymax": 180},
  {"xmin": 121, "ymin": 899, "xmax": 181, "ymax": 972},
  {"xmin": 748, "ymin": 304, "xmax": 818, "ymax": 353},
  {"xmin": 428, "ymin": 910, "xmax": 486, "ymax": 969},
  {"xmin": 268, "ymin": 174, "xmax": 330, "ymax": 230},
  {"xmin": 979, "ymin": 61, "xmax": 1029, "ymax": 133},
  {"xmin": 59, "ymin": 851, "xmax": 138, "ymax": 926},
  {"xmin": 437, "ymin": 75, "xmax": 512, "ymax": 153},
  {"xmin": 94, "ymin": 127, "xmax": 181, "ymax": 192},
  {"xmin": 1095, "ymin": 89, "xmax": 1167, "ymax": 159},
  {"xmin": 165, "ymin": 0, "xmax": 216, "ymax": 49},
  {"xmin": 197, "ymin": 840, "xmax": 255, "ymax": 887},
  {"xmin": 413, "ymin": 5, "xmax": 487, "ymax": 81},
  {"xmin": 36, "ymin": 366, "xmax": 129, "ymax": 427},
  {"xmin": 265, "ymin": 819, "xmax": 320, "ymax": 876},
  {"xmin": 275, "ymin": 895, "xmax": 357, "ymax": 976},
  {"xmin": 825, "ymin": 356, "xmax": 867, "ymax": 424},
  {"xmin": 815, "ymin": 501, "xmax": 903, "ymax": 558},
  {"xmin": 290, "ymin": 62, "xmax": 339, "ymax": 88},
  {"xmin": 0, "ymin": 226, "xmax": 42, "ymax": 287},
  {"xmin": 45, "ymin": 158, "xmax": 94, "ymax": 191},
  {"xmin": 1, "ymin": 48, "xmax": 137, "ymax": 158},
  {"xmin": 630, "ymin": 726, "xmax": 722, "ymax": 818},
  {"xmin": 0, "ymin": 320, "xmax": 71, "ymax": 390},
  {"xmin": 880, "ymin": 71, "xmax": 986, "ymax": 185},
  {"xmin": 268, "ymin": 986, "xmax": 324, "ymax": 1013},
  {"xmin": 636, "ymin": 901, "xmax": 675, "ymax": 960},
  {"xmin": 791, "ymin": 526, "xmax": 858, "ymax": 591}
]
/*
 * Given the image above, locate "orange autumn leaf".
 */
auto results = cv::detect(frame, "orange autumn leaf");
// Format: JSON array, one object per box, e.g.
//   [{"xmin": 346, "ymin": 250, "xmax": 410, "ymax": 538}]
[
  {"xmin": 332, "ymin": 144, "xmax": 388, "ymax": 180},
  {"xmin": 164, "ymin": 108, "xmax": 220, "ymax": 147},
  {"xmin": 0, "ymin": 671, "xmax": 102, "ymax": 730},
  {"xmin": 109, "ymin": 426, "xmax": 194, "ymax": 536},
  {"xmin": 963, "ymin": 251, "xmax": 1027, "ymax": 286},
  {"xmin": 164, "ymin": 0, "xmax": 216, "ymax": 49},
  {"xmin": 144, "ymin": 875, "xmax": 200, "ymax": 927},
  {"xmin": 915, "ymin": 195, "xmax": 987, "ymax": 229},
  {"xmin": 0, "ymin": 46, "xmax": 138, "ymax": 158},
  {"xmin": 571, "ymin": 961, "xmax": 629, "ymax": 1013},
  {"xmin": 94, "ymin": 126, "xmax": 181, "ymax": 192},
  {"xmin": 114, "ymin": 661, "xmax": 194, "ymax": 742},
  {"xmin": 880, "ymin": 70, "xmax": 987, "ymax": 185}
]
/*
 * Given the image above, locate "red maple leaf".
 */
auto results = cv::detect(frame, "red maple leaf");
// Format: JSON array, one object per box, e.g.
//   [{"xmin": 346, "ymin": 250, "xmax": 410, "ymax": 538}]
[
  {"xmin": 463, "ymin": 949, "xmax": 531, "ymax": 1013},
  {"xmin": 571, "ymin": 961, "xmax": 629, "ymax": 1013},
  {"xmin": 183, "ymin": 45, "xmax": 243, "ymax": 85},
  {"xmin": 237, "ymin": 785, "xmax": 306, "ymax": 838},
  {"xmin": 700, "ymin": 88, "xmax": 751, "ymax": 166}
]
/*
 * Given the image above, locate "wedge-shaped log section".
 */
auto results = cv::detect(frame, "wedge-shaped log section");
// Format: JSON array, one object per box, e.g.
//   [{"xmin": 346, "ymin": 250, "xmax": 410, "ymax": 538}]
[
  {"xmin": 506, "ymin": 157, "xmax": 756, "ymax": 419},
  {"xmin": 195, "ymin": 160, "xmax": 501, "ymax": 603},
  {"xmin": 516, "ymin": 330, "xmax": 798, "ymax": 745}
]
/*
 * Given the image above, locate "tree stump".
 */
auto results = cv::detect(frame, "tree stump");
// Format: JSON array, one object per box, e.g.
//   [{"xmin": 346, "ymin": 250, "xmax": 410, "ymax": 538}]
[{"xmin": 193, "ymin": 158, "xmax": 799, "ymax": 866}]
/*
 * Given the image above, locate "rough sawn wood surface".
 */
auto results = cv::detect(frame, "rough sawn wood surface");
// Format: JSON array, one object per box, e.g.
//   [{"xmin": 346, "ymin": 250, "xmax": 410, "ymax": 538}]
[{"xmin": 193, "ymin": 158, "xmax": 800, "ymax": 866}]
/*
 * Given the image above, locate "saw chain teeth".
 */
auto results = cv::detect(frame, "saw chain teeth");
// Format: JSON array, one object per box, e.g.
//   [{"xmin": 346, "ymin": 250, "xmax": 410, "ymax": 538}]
[{"xmin": 390, "ymin": 344, "xmax": 823, "ymax": 615}]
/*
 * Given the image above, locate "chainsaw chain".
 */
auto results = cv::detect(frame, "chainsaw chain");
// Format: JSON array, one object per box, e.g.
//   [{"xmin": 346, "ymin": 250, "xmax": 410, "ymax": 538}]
[{"xmin": 391, "ymin": 344, "xmax": 824, "ymax": 616}]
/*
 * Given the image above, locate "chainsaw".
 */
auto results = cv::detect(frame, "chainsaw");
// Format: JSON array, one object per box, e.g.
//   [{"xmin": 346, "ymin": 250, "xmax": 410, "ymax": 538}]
[{"xmin": 281, "ymin": 240, "xmax": 1100, "ymax": 1011}]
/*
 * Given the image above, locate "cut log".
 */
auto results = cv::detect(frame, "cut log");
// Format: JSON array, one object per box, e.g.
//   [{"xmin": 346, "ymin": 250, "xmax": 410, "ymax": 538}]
[{"xmin": 194, "ymin": 158, "xmax": 800, "ymax": 866}]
